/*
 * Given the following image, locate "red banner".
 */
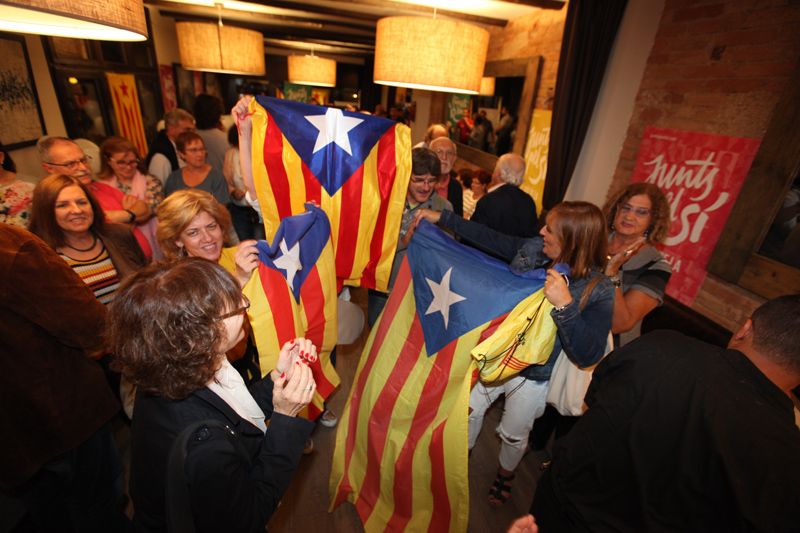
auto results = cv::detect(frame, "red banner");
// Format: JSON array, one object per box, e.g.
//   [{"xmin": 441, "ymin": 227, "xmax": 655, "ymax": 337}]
[
  {"xmin": 158, "ymin": 65, "xmax": 177, "ymax": 113},
  {"xmin": 630, "ymin": 127, "xmax": 760, "ymax": 305}
]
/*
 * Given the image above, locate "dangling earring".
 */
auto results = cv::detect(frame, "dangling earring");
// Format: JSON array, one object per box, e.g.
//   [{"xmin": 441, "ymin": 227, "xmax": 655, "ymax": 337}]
[{"xmin": 644, "ymin": 228, "xmax": 651, "ymax": 239}]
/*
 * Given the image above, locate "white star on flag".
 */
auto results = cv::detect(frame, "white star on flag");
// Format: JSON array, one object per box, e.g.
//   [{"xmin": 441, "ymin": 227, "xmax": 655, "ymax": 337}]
[
  {"xmin": 305, "ymin": 107, "xmax": 364, "ymax": 156},
  {"xmin": 273, "ymin": 238, "xmax": 302, "ymax": 289},
  {"xmin": 425, "ymin": 267, "xmax": 466, "ymax": 329}
]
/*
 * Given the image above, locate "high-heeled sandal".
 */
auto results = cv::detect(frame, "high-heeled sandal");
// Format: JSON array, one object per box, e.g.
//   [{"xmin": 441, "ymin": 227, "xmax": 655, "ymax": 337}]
[{"xmin": 488, "ymin": 471, "xmax": 515, "ymax": 506}]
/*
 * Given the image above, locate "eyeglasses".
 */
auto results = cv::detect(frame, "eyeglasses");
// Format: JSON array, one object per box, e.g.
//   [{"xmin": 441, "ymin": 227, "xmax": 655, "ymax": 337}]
[
  {"xmin": 218, "ymin": 295, "xmax": 250, "ymax": 320},
  {"xmin": 46, "ymin": 156, "xmax": 92, "ymax": 170},
  {"xmin": 410, "ymin": 176, "xmax": 438, "ymax": 186},
  {"xmin": 183, "ymin": 148, "xmax": 206, "ymax": 153},
  {"xmin": 110, "ymin": 158, "xmax": 140, "ymax": 166},
  {"xmin": 620, "ymin": 203, "xmax": 652, "ymax": 218}
]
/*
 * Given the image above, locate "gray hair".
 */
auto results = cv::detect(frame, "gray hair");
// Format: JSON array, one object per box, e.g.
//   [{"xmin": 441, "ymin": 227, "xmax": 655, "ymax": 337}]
[
  {"xmin": 164, "ymin": 108, "xmax": 195, "ymax": 127},
  {"xmin": 37, "ymin": 136, "xmax": 75, "ymax": 162},
  {"xmin": 496, "ymin": 153, "xmax": 525, "ymax": 186},
  {"xmin": 429, "ymin": 136, "xmax": 457, "ymax": 156}
]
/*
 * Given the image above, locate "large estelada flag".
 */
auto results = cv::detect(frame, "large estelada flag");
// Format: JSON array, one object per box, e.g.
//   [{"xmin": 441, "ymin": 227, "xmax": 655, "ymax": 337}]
[
  {"xmin": 248, "ymin": 96, "xmax": 412, "ymax": 292},
  {"xmin": 242, "ymin": 204, "xmax": 339, "ymax": 420},
  {"xmin": 329, "ymin": 221, "xmax": 558, "ymax": 532},
  {"xmin": 105, "ymin": 73, "xmax": 148, "ymax": 157}
]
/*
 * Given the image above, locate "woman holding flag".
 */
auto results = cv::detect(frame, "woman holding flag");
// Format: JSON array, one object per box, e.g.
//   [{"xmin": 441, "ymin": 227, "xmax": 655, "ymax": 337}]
[{"xmin": 414, "ymin": 201, "xmax": 614, "ymax": 506}]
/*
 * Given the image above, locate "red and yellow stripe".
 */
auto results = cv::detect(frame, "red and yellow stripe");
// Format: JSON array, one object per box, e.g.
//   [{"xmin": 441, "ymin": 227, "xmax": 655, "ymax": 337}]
[{"xmin": 249, "ymin": 98, "xmax": 411, "ymax": 292}]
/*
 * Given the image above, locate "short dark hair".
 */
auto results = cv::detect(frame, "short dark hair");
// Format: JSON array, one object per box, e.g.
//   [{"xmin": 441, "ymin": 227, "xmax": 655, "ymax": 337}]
[
  {"xmin": 0, "ymin": 142, "xmax": 16, "ymax": 173},
  {"xmin": 750, "ymin": 294, "xmax": 800, "ymax": 373},
  {"xmin": 458, "ymin": 168, "xmax": 475, "ymax": 188},
  {"xmin": 176, "ymin": 131, "xmax": 204, "ymax": 153},
  {"xmin": 29, "ymin": 174, "xmax": 108, "ymax": 249},
  {"xmin": 108, "ymin": 258, "xmax": 243, "ymax": 400},
  {"xmin": 411, "ymin": 147, "xmax": 441, "ymax": 176},
  {"xmin": 98, "ymin": 136, "xmax": 143, "ymax": 178},
  {"xmin": 604, "ymin": 182, "xmax": 671, "ymax": 244},
  {"xmin": 193, "ymin": 94, "xmax": 224, "ymax": 130},
  {"xmin": 227, "ymin": 125, "xmax": 239, "ymax": 148}
]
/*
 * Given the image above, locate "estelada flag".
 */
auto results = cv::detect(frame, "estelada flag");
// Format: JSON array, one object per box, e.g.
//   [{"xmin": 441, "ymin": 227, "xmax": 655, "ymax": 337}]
[
  {"xmin": 329, "ymin": 221, "xmax": 558, "ymax": 532},
  {"xmin": 105, "ymin": 73, "xmax": 148, "ymax": 157},
  {"xmin": 248, "ymin": 96, "xmax": 412, "ymax": 292},
  {"xmin": 242, "ymin": 204, "xmax": 339, "ymax": 420}
]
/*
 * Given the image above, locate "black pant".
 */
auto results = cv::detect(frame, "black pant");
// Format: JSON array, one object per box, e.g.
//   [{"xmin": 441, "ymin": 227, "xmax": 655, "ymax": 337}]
[{"xmin": 13, "ymin": 422, "xmax": 129, "ymax": 532}]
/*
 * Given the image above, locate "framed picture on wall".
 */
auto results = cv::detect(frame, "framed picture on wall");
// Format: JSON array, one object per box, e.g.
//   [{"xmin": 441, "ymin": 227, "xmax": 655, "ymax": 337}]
[
  {"xmin": 173, "ymin": 63, "xmax": 196, "ymax": 112},
  {"xmin": 0, "ymin": 32, "xmax": 46, "ymax": 149}
]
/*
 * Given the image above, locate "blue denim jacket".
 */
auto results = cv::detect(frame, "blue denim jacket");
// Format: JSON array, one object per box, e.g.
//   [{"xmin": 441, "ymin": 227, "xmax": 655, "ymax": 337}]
[{"xmin": 439, "ymin": 210, "xmax": 614, "ymax": 381}]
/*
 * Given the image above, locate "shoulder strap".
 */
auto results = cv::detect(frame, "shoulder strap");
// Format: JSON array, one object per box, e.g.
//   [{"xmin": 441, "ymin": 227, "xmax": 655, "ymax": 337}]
[{"xmin": 166, "ymin": 419, "xmax": 243, "ymax": 533}]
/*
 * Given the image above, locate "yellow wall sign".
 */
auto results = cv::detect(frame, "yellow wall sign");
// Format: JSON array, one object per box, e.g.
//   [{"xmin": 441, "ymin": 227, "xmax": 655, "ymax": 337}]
[{"xmin": 521, "ymin": 108, "xmax": 551, "ymax": 216}]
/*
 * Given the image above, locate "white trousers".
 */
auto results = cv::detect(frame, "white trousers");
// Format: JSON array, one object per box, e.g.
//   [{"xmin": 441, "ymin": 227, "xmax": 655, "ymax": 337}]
[{"xmin": 467, "ymin": 376, "xmax": 549, "ymax": 471}]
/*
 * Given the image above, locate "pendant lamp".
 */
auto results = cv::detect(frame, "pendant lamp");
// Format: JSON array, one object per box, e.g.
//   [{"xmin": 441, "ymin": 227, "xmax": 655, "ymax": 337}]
[
  {"xmin": 479, "ymin": 76, "xmax": 496, "ymax": 96},
  {"xmin": 374, "ymin": 15, "xmax": 489, "ymax": 95},
  {"xmin": 176, "ymin": 21, "xmax": 265, "ymax": 76},
  {"xmin": 288, "ymin": 54, "xmax": 336, "ymax": 87},
  {"xmin": 0, "ymin": 0, "xmax": 147, "ymax": 41}
]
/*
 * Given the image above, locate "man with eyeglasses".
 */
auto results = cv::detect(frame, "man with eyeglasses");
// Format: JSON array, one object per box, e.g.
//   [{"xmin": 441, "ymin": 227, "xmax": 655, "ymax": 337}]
[
  {"xmin": 471, "ymin": 153, "xmax": 538, "ymax": 239},
  {"xmin": 38, "ymin": 136, "xmax": 149, "ymax": 226},
  {"xmin": 367, "ymin": 147, "xmax": 453, "ymax": 326},
  {"xmin": 429, "ymin": 137, "xmax": 464, "ymax": 217}
]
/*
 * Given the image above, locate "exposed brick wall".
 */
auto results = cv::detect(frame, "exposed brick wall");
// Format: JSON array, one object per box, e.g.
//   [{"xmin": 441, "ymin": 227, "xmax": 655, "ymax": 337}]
[
  {"xmin": 486, "ymin": 8, "xmax": 567, "ymax": 109},
  {"xmin": 607, "ymin": 0, "xmax": 800, "ymax": 329}
]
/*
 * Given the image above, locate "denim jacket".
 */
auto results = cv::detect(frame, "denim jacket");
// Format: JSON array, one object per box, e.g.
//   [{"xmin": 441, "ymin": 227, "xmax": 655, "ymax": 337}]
[{"xmin": 438, "ymin": 210, "xmax": 614, "ymax": 381}]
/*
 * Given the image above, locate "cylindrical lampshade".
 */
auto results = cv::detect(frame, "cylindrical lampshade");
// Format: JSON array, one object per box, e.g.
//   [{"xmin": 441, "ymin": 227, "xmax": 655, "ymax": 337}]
[
  {"xmin": 374, "ymin": 16, "xmax": 489, "ymax": 95},
  {"xmin": 288, "ymin": 55, "xmax": 336, "ymax": 87},
  {"xmin": 0, "ymin": 0, "xmax": 147, "ymax": 41},
  {"xmin": 176, "ymin": 21, "xmax": 265, "ymax": 76},
  {"xmin": 479, "ymin": 76, "xmax": 496, "ymax": 96}
]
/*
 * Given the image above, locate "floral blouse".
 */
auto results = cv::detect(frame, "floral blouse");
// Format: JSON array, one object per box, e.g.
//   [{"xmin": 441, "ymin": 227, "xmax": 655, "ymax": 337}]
[
  {"xmin": 117, "ymin": 173, "xmax": 165, "ymax": 211},
  {"xmin": 0, "ymin": 179, "xmax": 35, "ymax": 228}
]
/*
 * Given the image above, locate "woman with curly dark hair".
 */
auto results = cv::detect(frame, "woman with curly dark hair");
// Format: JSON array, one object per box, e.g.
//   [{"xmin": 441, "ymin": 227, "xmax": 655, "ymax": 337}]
[
  {"xmin": 602, "ymin": 182, "xmax": 672, "ymax": 344},
  {"xmin": 108, "ymin": 258, "xmax": 316, "ymax": 532}
]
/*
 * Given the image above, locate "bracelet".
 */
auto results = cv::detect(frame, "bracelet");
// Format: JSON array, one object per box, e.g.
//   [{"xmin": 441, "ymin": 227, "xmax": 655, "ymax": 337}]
[
  {"xmin": 553, "ymin": 302, "xmax": 570, "ymax": 313},
  {"xmin": 124, "ymin": 209, "xmax": 136, "ymax": 223},
  {"xmin": 609, "ymin": 273, "xmax": 622, "ymax": 288}
]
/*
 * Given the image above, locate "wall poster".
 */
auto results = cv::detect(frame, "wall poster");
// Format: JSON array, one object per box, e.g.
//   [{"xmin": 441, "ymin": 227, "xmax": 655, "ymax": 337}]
[
  {"xmin": 0, "ymin": 32, "xmax": 46, "ymax": 149},
  {"xmin": 521, "ymin": 108, "xmax": 551, "ymax": 216},
  {"xmin": 630, "ymin": 126, "xmax": 761, "ymax": 305}
]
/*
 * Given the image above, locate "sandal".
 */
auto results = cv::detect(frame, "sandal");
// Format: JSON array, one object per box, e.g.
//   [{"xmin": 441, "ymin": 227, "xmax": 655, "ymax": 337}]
[{"xmin": 488, "ymin": 471, "xmax": 515, "ymax": 506}]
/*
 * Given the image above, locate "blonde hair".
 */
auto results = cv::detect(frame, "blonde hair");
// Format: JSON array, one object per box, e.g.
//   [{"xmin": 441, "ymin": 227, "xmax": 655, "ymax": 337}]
[{"xmin": 156, "ymin": 189, "xmax": 232, "ymax": 260}]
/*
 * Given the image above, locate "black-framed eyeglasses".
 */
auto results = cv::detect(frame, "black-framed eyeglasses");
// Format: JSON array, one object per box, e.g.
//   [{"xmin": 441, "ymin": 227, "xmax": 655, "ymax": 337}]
[
  {"xmin": 46, "ymin": 156, "xmax": 92, "ymax": 170},
  {"xmin": 218, "ymin": 295, "xmax": 250, "ymax": 320}
]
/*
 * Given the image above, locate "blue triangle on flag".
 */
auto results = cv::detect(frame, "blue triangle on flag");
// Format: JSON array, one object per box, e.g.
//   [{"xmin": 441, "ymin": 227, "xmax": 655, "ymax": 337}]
[
  {"xmin": 256, "ymin": 96, "xmax": 396, "ymax": 196},
  {"xmin": 407, "ymin": 221, "xmax": 568, "ymax": 356},
  {"xmin": 256, "ymin": 203, "xmax": 331, "ymax": 301}
]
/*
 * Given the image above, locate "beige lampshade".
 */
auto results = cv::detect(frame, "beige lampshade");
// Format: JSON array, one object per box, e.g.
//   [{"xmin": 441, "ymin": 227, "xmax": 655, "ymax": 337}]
[
  {"xmin": 374, "ymin": 16, "xmax": 489, "ymax": 95},
  {"xmin": 288, "ymin": 55, "xmax": 336, "ymax": 87},
  {"xmin": 176, "ymin": 21, "xmax": 265, "ymax": 76},
  {"xmin": 0, "ymin": 0, "xmax": 147, "ymax": 41},
  {"xmin": 479, "ymin": 76, "xmax": 496, "ymax": 96}
]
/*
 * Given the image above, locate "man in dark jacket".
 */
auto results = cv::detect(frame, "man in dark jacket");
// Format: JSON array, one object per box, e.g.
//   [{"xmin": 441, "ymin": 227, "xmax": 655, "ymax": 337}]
[
  {"xmin": 0, "ymin": 224, "xmax": 127, "ymax": 532},
  {"xmin": 531, "ymin": 295, "xmax": 800, "ymax": 532},
  {"xmin": 146, "ymin": 108, "xmax": 195, "ymax": 184},
  {"xmin": 471, "ymin": 153, "xmax": 538, "ymax": 238}
]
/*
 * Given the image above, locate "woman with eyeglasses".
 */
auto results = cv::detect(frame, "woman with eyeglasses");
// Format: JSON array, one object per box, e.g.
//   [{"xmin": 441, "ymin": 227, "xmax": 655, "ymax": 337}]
[
  {"xmin": 98, "ymin": 136, "xmax": 164, "ymax": 259},
  {"xmin": 107, "ymin": 258, "xmax": 316, "ymax": 532},
  {"xmin": 602, "ymin": 182, "xmax": 672, "ymax": 345},
  {"xmin": 165, "ymin": 131, "xmax": 231, "ymax": 208}
]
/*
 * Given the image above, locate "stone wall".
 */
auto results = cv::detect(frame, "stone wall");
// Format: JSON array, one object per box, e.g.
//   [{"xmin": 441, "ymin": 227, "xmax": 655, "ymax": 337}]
[
  {"xmin": 607, "ymin": 0, "xmax": 800, "ymax": 329},
  {"xmin": 486, "ymin": 8, "xmax": 567, "ymax": 109}
]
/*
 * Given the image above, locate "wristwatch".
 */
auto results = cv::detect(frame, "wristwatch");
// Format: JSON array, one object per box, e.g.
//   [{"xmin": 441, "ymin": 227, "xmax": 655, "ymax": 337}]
[
  {"xmin": 124, "ymin": 209, "xmax": 136, "ymax": 223},
  {"xmin": 609, "ymin": 273, "xmax": 622, "ymax": 288}
]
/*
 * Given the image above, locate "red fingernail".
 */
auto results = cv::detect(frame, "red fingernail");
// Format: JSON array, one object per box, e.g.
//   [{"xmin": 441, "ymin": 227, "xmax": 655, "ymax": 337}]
[
  {"xmin": 295, "ymin": 361, "xmax": 300, "ymax": 365},
  {"xmin": 280, "ymin": 372, "xmax": 285, "ymax": 379}
]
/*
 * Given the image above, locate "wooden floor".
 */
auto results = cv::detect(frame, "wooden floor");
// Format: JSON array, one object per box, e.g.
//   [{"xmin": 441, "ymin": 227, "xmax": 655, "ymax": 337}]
[{"xmin": 268, "ymin": 288, "xmax": 548, "ymax": 533}]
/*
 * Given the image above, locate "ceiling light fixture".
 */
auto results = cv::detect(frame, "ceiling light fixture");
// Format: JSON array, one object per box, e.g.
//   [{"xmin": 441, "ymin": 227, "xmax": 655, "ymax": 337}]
[
  {"xmin": 373, "ymin": 13, "xmax": 489, "ymax": 95},
  {"xmin": 175, "ymin": 3, "xmax": 265, "ymax": 76},
  {"xmin": 288, "ymin": 52, "xmax": 336, "ymax": 87},
  {"xmin": 0, "ymin": 0, "xmax": 147, "ymax": 41}
]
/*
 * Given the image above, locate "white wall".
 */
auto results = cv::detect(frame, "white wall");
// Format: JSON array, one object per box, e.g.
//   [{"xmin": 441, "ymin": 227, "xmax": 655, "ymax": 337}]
[
  {"xmin": 10, "ymin": 34, "xmax": 68, "ymax": 182},
  {"xmin": 147, "ymin": 5, "xmax": 180, "ymax": 66},
  {"xmin": 410, "ymin": 90, "xmax": 432, "ymax": 145},
  {"xmin": 564, "ymin": 0, "xmax": 665, "ymax": 204}
]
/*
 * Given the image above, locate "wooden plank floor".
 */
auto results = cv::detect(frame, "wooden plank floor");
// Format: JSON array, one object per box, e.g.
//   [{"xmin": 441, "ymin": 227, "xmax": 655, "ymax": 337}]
[{"xmin": 268, "ymin": 288, "xmax": 548, "ymax": 533}]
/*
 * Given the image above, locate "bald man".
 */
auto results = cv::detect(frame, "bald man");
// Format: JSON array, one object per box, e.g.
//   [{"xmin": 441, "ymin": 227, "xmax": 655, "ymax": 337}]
[
  {"xmin": 471, "ymin": 153, "xmax": 538, "ymax": 238},
  {"xmin": 429, "ymin": 136, "xmax": 463, "ymax": 216}
]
